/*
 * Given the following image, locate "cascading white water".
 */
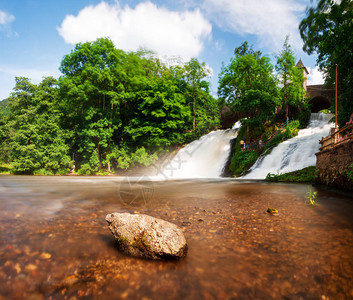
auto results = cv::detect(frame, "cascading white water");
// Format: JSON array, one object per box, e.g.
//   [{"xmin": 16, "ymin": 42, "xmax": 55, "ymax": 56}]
[
  {"xmin": 158, "ymin": 128, "xmax": 238, "ymax": 179},
  {"xmin": 242, "ymin": 113, "xmax": 334, "ymax": 179}
]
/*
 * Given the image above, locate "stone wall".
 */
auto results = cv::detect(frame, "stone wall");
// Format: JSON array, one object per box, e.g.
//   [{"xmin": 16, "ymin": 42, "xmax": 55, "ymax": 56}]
[{"xmin": 315, "ymin": 140, "xmax": 353, "ymax": 190}]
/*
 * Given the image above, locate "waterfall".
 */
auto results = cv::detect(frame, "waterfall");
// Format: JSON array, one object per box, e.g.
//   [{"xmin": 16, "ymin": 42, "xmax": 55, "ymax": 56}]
[
  {"xmin": 242, "ymin": 113, "xmax": 334, "ymax": 179},
  {"xmin": 158, "ymin": 128, "xmax": 238, "ymax": 179}
]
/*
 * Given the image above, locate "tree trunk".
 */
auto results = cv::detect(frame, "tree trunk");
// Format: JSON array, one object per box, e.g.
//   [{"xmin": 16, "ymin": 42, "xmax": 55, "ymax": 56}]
[
  {"xmin": 193, "ymin": 93, "xmax": 195, "ymax": 131},
  {"xmin": 285, "ymin": 102, "xmax": 289, "ymax": 121},
  {"xmin": 192, "ymin": 82, "xmax": 196, "ymax": 131},
  {"xmin": 97, "ymin": 143, "xmax": 102, "ymax": 170}
]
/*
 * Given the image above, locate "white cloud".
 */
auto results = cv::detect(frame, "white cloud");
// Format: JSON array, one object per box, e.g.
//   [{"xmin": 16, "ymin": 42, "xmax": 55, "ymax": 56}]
[
  {"xmin": 307, "ymin": 66, "xmax": 325, "ymax": 85},
  {"xmin": 199, "ymin": 0, "xmax": 306, "ymax": 52},
  {"xmin": 0, "ymin": 10, "xmax": 17, "ymax": 37},
  {"xmin": 57, "ymin": 1, "xmax": 212, "ymax": 60},
  {"xmin": 0, "ymin": 10, "xmax": 14, "ymax": 25}
]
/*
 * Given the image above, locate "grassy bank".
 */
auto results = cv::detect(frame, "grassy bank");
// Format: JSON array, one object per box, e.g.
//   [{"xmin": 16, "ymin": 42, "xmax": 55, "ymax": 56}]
[{"xmin": 265, "ymin": 166, "xmax": 317, "ymax": 183}]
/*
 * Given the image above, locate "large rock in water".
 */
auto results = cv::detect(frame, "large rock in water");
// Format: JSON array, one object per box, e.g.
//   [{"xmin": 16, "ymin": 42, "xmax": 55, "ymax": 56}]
[{"xmin": 105, "ymin": 213, "xmax": 188, "ymax": 260}]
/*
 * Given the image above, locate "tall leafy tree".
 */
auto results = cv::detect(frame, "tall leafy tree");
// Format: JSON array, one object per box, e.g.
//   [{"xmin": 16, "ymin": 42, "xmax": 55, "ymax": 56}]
[
  {"xmin": 275, "ymin": 36, "xmax": 305, "ymax": 120},
  {"xmin": 124, "ymin": 68, "xmax": 191, "ymax": 149},
  {"xmin": 184, "ymin": 58, "xmax": 211, "ymax": 130},
  {"xmin": 0, "ymin": 98, "xmax": 14, "ymax": 163},
  {"xmin": 59, "ymin": 38, "xmax": 126, "ymax": 172},
  {"xmin": 299, "ymin": 0, "xmax": 353, "ymax": 127},
  {"xmin": 7, "ymin": 77, "xmax": 70, "ymax": 174},
  {"xmin": 218, "ymin": 42, "xmax": 279, "ymax": 121}
]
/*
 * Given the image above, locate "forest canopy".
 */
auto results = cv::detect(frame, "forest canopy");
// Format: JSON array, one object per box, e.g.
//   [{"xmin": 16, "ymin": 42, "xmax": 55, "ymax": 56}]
[{"xmin": 0, "ymin": 38, "xmax": 220, "ymax": 175}]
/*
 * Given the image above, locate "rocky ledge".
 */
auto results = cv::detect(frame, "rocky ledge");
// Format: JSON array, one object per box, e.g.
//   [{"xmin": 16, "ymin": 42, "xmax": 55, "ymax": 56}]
[{"xmin": 105, "ymin": 213, "xmax": 188, "ymax": 260}]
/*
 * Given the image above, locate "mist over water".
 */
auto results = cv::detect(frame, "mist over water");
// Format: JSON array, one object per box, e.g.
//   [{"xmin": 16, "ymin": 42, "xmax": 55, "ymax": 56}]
[{"xmin": 242, "ymin": 113, "xmax": 334, "ymax": 179}]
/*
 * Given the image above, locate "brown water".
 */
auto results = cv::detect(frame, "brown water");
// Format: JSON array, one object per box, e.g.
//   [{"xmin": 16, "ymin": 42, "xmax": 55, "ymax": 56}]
[{"xmin": 0, "ymin": 176, "xmax": 353, "ymax": 300}]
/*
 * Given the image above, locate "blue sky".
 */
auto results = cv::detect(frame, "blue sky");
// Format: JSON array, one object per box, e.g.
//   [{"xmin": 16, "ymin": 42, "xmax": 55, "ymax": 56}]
[{"xmin": 0, "ymin": 0, "xmax": 324, "ymax": 101}]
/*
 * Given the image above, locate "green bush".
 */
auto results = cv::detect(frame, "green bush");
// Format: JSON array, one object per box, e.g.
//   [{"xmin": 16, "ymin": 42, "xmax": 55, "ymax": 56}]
[
  {"xmin": 230, "ymin": 150, "xmax": 259, "ymax": 177},
  {"xmin": 77, "ymin": 163, "xmax": 93, "ymax": 175},
  {"xmin": 96, "ymin": 170, "xmax": 110, "ymax": 176},
  {"xmin": 131, "ymin": 147, "xmax": 158, "ymax": 167},
  {"xmin": 264, "ymin": 120, "xmax": 300, "ymax": 151},
  {"xmin": 265, "ymin": 166, "xmax": 317, "ymax": 182},
  {"xmin": 344, "ymin": 164, "xmax": 353, "ymax": 182},
  {"xmin": 33, "ymin": 169, "xmax": 54, "ymax": 176},
  {"xmin": 55, "ymin": 168, "xmax": 70, "ymax": 175}
]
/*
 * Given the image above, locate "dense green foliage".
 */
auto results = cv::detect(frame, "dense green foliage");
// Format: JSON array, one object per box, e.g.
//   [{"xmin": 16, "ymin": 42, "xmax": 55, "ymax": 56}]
[
  {"xmin": 299, "ymin": 0, "xmax": 353, "ymax": 127},
  {"xmin": 0, "ymin": 36, "xmax": 319, "ymax": 177},
  {"xmin": 265, "ymin": 166, "xmax": 317, "ymax": 182},
  {"xmin": 218, "ymin": 42, "xmax": 280, "ymax": 122},
  {"xmin": 230, "ymin": 150, "xmax": 259, "ymax": 177},
  {"xmin": 219, "ymin": 40, "xmax": 310, "ymax": 176},
  {"xmin": 0, "ymin": 38, "xmax": 220, "ymax": 174},
  {"xmin": 263, "ymin": 120, "xmax": 300, "ymax": 151},
  {"xmin": 3, "ymin": 77, "xmax": 71, "ymax": 174}
]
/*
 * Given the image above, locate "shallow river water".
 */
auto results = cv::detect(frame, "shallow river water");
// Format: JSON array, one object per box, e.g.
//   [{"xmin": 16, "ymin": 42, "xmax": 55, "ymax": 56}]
[{"xmin": 0, "ymin": 176, "xmax": 353, "ymax": 299}]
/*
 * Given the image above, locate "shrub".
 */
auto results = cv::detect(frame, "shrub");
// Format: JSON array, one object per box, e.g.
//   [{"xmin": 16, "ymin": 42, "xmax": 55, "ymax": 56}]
[
  {"xmin": 230, "ymin": 150, "xmax": 259, "ymax": 177},
  {"xmin": 344, "ymin": 164, "xmax": 353, "ymax": 182},
  {"xmin": 33, "ymin": 169, "xmax": 53, "ymax": 176},
  {"xmin": 78, "ymin": 163, "xmax": 93, "ymax": 175},
  {"xmin": 265, "ymin": 166, "xmax": 317, "ymax": 182},
  {"xmin": 264, "ymin": 120, "xmax": 300, "ymax": 151},
  {"xmin": 131, "ymin": 147, "xmax": 158, "ymax": 167}
]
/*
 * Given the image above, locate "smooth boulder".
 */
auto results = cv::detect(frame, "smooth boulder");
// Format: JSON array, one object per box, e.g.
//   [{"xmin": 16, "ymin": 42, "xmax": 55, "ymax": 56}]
[{"xmin": 105, "ymin": 212, "xmax": 188, "ymax": 260}]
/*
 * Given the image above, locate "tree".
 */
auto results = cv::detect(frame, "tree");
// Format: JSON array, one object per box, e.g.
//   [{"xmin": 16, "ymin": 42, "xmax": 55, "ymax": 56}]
[
  {"xmin": 299, "ymin": 0, "xmax": 353, "ymax": 127},
  {"xmin": 59, "ymin": 38, "xmax": 127, "ymax": 172},
  {"xmin": 1, "ymin": 38, "xmax": 221, "ymax": 174},
  {"xmin": 124, "ymin": 68, "xmax": 191, "ymax": 149},
  {"xmin": 7, "ymin": 77, "xmax": 71, "ymax": 174},
  {"xmin": 218, "ymin": 42, "xmax": 279, "ymax": 120},
  {"xmin": 0, "ymin": 98, "xmax": 11, "ymax": 163},
  {"xmin": 58, "ymin": 38, "xmax": 219, "ymax": 173},
  {"xmin": 275, "ymin": 36, "xmax": 305, "ymax": 120},
  {"xmin": 184, "ymin": 58, "xmax": 211, "ymax": 131}
]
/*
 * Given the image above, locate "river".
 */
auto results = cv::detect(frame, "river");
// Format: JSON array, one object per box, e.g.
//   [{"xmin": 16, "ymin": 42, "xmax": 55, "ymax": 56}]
[{"xmin": 1, "ymin": 176, "xmax": 353, "ymax": 299}]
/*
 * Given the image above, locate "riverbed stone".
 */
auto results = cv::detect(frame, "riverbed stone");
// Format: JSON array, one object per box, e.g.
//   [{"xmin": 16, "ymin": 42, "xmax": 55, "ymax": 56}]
[{"xmin": 105, "ymin": 212, "xmax": 188, "ymax": 260}]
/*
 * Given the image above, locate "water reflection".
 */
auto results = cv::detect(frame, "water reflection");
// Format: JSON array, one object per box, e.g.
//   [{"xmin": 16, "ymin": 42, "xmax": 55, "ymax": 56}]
[{"xmin": 0, "ymin": 176, "xmax": 353, "ymax": 299}]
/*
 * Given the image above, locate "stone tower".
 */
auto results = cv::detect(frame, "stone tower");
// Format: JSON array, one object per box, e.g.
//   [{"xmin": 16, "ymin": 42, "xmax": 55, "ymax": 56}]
[{"xmin": 296, "ymin": 59, "xmax": 309, "ymax": 91}]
